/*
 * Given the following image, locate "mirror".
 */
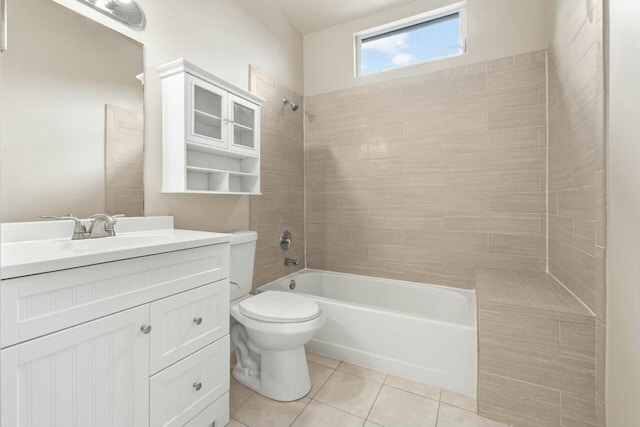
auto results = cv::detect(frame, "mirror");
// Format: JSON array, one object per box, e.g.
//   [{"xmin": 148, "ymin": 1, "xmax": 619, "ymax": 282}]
[{"xmin": 0, "ymin": 0, "xmax": 144, "ymax": 222}]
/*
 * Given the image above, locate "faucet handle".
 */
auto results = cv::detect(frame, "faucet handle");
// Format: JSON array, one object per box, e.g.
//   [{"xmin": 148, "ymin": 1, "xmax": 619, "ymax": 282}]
[
  {"xmin": 89, "ymin": 213, "xmax": 124, "ymax": 237},
  {"xmin": 41, "ymin": 213, "xmax": 77, "ymax": 221},
  {"xmin": 40, "ymin": 213, "xmax": 88, "ymax": 239}
]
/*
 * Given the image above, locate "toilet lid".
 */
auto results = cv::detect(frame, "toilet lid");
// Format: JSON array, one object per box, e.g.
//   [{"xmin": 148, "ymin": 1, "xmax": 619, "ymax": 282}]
[{"xmin": 239, "ymin": 291, "xmax": 320, "ymax": 323}]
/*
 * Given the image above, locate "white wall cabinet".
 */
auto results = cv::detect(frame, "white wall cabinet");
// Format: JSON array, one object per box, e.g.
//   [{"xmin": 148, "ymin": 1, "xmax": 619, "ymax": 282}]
[
  {"xmin": 159, "ymin": 59, "xmax": 264, "ymax": 195},
  {"xmin": 1, "ymin": 243, "xmax": 231, "ymax": 427}
]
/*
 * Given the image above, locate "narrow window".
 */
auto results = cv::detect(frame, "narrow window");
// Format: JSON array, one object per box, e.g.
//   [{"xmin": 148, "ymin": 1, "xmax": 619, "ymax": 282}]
[{"xmin": 356, "ymin": 2, "xmax": 467, "ymax": 76}]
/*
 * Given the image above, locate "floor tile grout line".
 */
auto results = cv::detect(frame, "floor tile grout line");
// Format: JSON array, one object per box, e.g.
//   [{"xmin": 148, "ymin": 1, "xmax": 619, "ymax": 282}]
[
  {"xmin": 288, "ymin": 395, "xmax": 313, "ymax": 427},
  {"xmin": 381, "ymin": 382, "xmax": 441, "ymax": 402},
  {"xmin": 364, "ymin": 381, "xmax": 385, "ymax": 422},
  {"xmin": 434, "ymin": 400, "xmax": 442, "ymax": 427},
  {"xmin": 230, "ymin": 389, "xmax": 256, "ymax": 417}
]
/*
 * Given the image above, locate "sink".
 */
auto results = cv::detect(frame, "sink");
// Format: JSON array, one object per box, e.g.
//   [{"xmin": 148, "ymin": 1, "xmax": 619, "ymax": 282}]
[
  {"xmin": 1, "ymin": 218, "xmax": 232, "ymax": 279},
  {"xmin": 59, "ymin": 234, "xmax": 172, "ymax": 253}
]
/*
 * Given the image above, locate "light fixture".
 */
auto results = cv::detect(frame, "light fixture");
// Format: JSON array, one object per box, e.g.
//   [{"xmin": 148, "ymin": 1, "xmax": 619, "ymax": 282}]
[{"xmin": 76, "ymin": 0, "xmax": 146, "ymax": 31}]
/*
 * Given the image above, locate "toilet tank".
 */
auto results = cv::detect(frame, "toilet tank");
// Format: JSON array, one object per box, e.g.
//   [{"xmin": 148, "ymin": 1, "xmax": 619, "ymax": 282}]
[{"xmin": 230, "ymin": 230, "xmax": 258, "ymax": 301}]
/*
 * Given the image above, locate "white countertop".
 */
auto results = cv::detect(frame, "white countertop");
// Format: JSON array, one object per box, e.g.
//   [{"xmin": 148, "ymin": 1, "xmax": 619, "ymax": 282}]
[{"xmin": 1, "ymin": 217, "xmax": 232, "ymax": 279}]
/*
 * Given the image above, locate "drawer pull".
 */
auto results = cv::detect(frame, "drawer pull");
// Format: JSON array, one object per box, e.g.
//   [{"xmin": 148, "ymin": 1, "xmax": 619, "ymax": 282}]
[
  {"xmin": 140, "ymin": 325, "xmax": 152, "ymax": 334},
  {"xmin": 193, "ymin": 317, "xmax": 203, "ymax": 325},
  {"xmin": 193, "ymin": 381, "xmax": 203, "ymax": 391}
]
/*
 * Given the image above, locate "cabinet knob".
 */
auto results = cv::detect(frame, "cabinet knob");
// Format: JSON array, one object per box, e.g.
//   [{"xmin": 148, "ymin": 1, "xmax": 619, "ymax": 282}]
[
  {"xmin": 140, "ymin": 325, "xmax": 152, "ymax": 334},
  {"xmin": 193, "ymin": 382, "xmax": 203, "ymax": 391},
  {"xmin": 193, "ymin": 317, "xmax": 203, "ymax": 325}
]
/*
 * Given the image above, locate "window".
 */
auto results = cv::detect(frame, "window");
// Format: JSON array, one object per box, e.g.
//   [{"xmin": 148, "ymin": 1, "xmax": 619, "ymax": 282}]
[{"xmin": 356, "ymin": 2, "xmax": 467, "ymax": 76}]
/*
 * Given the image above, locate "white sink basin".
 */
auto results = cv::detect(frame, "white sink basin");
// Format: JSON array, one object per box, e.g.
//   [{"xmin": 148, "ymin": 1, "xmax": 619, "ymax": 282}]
[
  {"xmin": 1, "ymin": 219, "xmax": 232, "ymax": 279},
  {"xmin": 59, "ymin": 234, "xmax": 173, "ymax": 253}
]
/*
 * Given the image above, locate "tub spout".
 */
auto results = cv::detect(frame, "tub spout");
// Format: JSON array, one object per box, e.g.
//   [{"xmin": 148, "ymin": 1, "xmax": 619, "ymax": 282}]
[
  {"xmin": 231, "ymin": 323, "xmax": 259, "ymax": 376},
  {"xmin": 284, "ymin": 257, "xmax": 299, "ymax": 266}
]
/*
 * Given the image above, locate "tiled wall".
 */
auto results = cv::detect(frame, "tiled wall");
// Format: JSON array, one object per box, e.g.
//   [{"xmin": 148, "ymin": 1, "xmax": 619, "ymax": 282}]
[
  {"xmin": 476, "ymin": 268, "xmax": 597, "ymax": 426},
  {"xmin": 304, "ymin": 52, "xmax": 547, "ymax": 289},
  {"xmin": 250, "ymin": 70, "xmax": 305, "ymax": 290},
  {"xmin": 547, "ymin": 0, "xmax": 606, "ymax": 424}
]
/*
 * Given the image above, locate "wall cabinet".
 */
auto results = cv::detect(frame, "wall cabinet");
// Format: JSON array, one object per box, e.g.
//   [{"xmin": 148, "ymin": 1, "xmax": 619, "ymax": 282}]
[
  {"xmin": 1, "ymin": 243, "xmax": 231, "ymax": 427},
  {"xmin": 159, "ymin": 59, "xmax": 264, "ymax": 195}
]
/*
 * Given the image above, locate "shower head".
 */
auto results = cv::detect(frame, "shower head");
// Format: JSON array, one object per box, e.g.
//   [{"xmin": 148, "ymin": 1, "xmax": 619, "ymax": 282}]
[{"xmin": 283, "ymin": 97, "xmax": 299, "ymax": 112}]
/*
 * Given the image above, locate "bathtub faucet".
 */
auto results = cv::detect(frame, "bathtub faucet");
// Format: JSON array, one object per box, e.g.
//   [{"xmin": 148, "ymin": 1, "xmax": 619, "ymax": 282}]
[{"xmin": 284, "ymin": 257, "xmax": 299, "ymax": 266}]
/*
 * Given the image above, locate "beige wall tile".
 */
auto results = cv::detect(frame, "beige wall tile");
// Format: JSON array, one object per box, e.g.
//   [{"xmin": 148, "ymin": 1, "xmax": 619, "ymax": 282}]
[
  {"xmin": 488, "ymin": 233, "xmax": 546, "ymax": 257},
  {"xmin": 479, "ymin": 341, "xmax": 595, "ymax": 396},
  {"xmin": 478, "ymin": 309, "xmax": 561, "ymax": 354},
  {"xmin": 305, "ymin": 53, "xmax": 548, "ymax": 290},
  {"xmin": 488, "ymin": 105, "xmax": 547, "ymax": 130},
  {"xmin": 488, "ymin": 193, "xmax": 546, "ymax": 214},
  {"xmin": 561, "ymin": 391, "xmax": 596, "ymax": 427},
  {"xmin": 478, "ymin": 372, "xmax": 561, "ymax": 425},
  {"xmin": 251, "ymin": 71, "xmax": 304, "ymax": 289}
]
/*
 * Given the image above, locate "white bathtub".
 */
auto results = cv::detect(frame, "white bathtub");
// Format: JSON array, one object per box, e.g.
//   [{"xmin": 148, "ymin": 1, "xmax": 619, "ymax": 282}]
[{"xmin": 258, "ymin": 269, "xmax": 477, "ymax": 397}]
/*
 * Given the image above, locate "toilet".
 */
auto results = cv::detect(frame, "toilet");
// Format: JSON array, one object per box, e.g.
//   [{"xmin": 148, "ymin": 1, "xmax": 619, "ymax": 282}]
[{"xmin": 229, "ymin": 231, "xmax": 324, "ymax": 401}]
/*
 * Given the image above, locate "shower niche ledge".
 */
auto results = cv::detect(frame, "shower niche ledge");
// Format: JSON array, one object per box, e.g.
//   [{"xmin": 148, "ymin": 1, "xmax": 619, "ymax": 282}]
[{"xmin": 158, "ymin": 59, "xmax": 264, "ymax": 195}]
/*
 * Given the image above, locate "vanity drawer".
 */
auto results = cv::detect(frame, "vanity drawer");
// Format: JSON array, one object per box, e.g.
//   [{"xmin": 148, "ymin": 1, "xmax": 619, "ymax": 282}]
[
  {"xmin": 184, "ymin": 392, "xmax": 229, "ymax": 427},
  {"xmin": 2, "ymin": 244, "xmax": 229, "ymax": 348},
  {"xmin": 150, "ymin": 281, "xmax": 229, "ymax": 374},
  {"xmin": 150, "ymin": 335, "xmax": 230, "ymax": 427}
]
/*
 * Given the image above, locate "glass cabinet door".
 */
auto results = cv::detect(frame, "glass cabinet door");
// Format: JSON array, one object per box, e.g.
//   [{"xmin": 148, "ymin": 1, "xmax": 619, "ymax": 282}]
[
  {"xmin": 187, "ymin": 76, "xmax": 227, "ymax": 148},
  {"xmin": 229, "ymin": 95, "xmax": 258, "ymax": 153}
]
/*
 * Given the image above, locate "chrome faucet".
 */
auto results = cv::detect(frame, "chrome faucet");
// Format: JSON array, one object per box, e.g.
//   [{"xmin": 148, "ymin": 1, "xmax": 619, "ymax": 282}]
[
  {"xmin": 284, "ymin": 257, "xmax": 299, "ymax": 267},
  {"xmin": 41, "ymin": 213, "xmax": 123, "ymax": 240}
]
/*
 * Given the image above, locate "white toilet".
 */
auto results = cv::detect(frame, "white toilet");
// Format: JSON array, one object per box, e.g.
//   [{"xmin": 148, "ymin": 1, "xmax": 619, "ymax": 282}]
[{"xmin": 229, "ymin": 231, "xmax": 324, "ymax": 401}]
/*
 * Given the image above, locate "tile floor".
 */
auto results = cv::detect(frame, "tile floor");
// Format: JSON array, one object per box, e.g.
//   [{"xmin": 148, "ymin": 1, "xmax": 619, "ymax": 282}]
[{"xmin": 228, "ymin": 352, "xmax": 509, "ymax": 427}]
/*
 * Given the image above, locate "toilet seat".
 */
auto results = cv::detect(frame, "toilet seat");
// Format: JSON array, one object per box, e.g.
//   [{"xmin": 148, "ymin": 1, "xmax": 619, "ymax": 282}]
[{"xmin": 239, "ymin": 291, "xmax": 320, "ymax": 323}]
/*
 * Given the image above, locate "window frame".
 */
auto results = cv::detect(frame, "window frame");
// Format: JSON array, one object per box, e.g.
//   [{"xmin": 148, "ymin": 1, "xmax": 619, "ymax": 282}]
[{"xmin": 355, "ymin": 1, "xmax": 468, "ymax": 77}]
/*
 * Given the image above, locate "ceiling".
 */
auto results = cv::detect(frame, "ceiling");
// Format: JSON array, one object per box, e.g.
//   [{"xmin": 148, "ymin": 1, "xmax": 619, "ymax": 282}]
[{"xmin": 276, "ymin": 0, "xmax": 416, "ymax": 35}]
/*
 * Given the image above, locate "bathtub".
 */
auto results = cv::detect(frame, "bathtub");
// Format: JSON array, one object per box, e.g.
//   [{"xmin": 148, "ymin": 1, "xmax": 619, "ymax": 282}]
[{"xmin": 258, "ymin": 269, "xmax": 477, "ymax": 397}]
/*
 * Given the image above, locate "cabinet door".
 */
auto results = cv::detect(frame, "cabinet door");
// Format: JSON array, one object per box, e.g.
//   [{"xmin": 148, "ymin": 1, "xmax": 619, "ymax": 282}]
[
  {"xmin": 228, "ymin": 94, "xmax": 260, "ymax": 155},
  {"xmin": 1, "ymin": 306, "xmax": 150, "ymax": 427},
  {"xmin": 186, "ymin": 74, "xmax": 228, "ymax": 148}
]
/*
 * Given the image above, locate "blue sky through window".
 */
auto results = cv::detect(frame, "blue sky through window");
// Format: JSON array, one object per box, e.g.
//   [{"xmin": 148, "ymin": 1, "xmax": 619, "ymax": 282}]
[{"xmin": 361, "ymin": 13, "xmax": 461, "ymax": 75}]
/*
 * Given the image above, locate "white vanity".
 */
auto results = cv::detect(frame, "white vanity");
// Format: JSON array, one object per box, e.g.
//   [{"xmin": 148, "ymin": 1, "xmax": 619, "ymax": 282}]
[{"xmin": 0, "ymin": 217, "xmax": 231, "ymax": 427}]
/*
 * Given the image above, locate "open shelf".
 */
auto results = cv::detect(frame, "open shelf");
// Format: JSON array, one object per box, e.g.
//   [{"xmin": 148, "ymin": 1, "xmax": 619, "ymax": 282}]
[{"xmin": 186, "ymin": 141, "xmax": 258, "ymax": 159}]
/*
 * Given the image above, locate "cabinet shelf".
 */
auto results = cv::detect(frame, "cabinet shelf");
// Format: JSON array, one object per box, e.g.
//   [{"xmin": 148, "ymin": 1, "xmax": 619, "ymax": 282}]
[
  {"xmin": 194, "ymin": 109, "xmax": 221, "ymax": 121},
  {"xmin": 233, "ymin": 122, "xmax": 253, "ymax": 132},
  {"xmin": 186, "ymin": 166, "xmax": 258, "ymax": 177},
  {"xmin": 186, "ymin": 141, "xmax": 259, "ymax": 160}
]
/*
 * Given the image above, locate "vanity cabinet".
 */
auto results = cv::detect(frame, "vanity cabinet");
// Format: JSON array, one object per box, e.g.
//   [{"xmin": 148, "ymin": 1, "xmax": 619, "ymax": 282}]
[
  {"xmin": 1, "ymin": 242, "xmax": 231, "ymax": 427},
  {"xmin": 159, "ymin": 59, "xmax": 264, "ymax": 195},
  {"xmin": 1, "ymin": 306, "xmax": 151, "ymax": 427}
]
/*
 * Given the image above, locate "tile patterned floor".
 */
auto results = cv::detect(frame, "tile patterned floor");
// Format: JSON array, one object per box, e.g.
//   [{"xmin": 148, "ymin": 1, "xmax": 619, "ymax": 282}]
[{"xmin": 228, "ymin": 352, "xmax": 509, "ymax": 427}]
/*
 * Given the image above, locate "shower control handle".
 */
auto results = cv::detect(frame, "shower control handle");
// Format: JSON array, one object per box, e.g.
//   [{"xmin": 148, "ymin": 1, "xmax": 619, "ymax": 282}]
[
  {"xmin": 193, "ymin": 317, "xmax": 203, "ymax": 325},
  {"xmin": 193, "ymin": 382, "xmax": 203, "ymax": 391},
  {"xmin": 140, "ymin": 325, "xmax": 152, "ymax": 334},
  {"xmin": 280, "ymin": 230, "xmax": 292, "ymax": 251}
]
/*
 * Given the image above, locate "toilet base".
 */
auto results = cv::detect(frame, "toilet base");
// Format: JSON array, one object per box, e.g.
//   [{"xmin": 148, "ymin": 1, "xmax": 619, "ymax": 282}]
[{"xmin": 232, "ymin": 346, "xmax": 311, "ymax": 401}]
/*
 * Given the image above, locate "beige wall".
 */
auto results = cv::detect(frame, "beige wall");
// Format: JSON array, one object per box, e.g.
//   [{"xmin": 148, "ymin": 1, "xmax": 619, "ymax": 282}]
[
  {"xmin": 606, "ymin": 0, "xmax": 640, "ymax": 425},
  {"xmin": 304, "ymin": 0, "xmax": 552, "ymax": 96},
  {"xmin": 305, "ymin": 51, "xmax": 547, "ymax": 290},
  {"xmin": 0, "ymin": 0, "xmax": 143, "ymax": 222},
  {"xmin": 50, "ymin": 0, "xmax": 303, "ymax": 232},
  {"xmin": 547, "ymin": 1, "xmax": 606, "ymax": 424},
  {"xmin": 250, "ymin": 70, "xmax": 305, "ymax": 289}
]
